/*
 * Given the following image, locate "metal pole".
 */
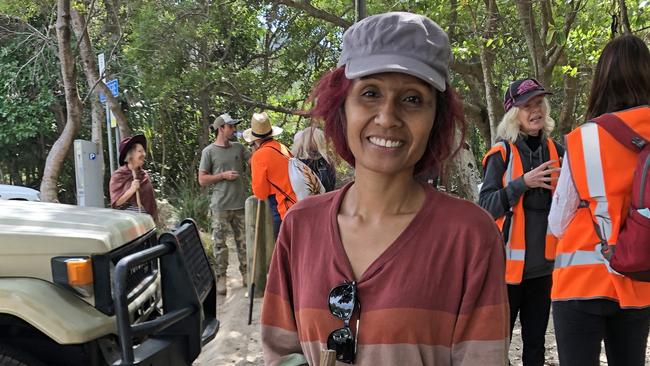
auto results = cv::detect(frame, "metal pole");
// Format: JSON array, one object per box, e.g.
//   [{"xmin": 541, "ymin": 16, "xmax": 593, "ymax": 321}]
[
  {"xmin": 99, "ymin": 53, "xmax": 116, "ymax": 174},
  {"xmin": 355, "ymin": 0, "xmax": 366, "ymax": 22},
  {"xmin": 114, "ymin": 120, "xmax": 121, "ymax": 167},
  {"xmin": 106, "ymin": 104, "xmax": 115, "ymax": 173}
]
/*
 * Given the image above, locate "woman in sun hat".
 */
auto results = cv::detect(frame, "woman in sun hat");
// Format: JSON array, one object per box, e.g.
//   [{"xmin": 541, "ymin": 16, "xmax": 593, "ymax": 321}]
[
  {"xmin": 261, "ymin": 12, "xmax": 509, "ymax": 365},
  {"xmin": 479, "ymin": 79, "xmax": 563, "ymax": 366},
  {"xmin": 109, "ymin": 134, "xmax": 157, "ymax": 218}
]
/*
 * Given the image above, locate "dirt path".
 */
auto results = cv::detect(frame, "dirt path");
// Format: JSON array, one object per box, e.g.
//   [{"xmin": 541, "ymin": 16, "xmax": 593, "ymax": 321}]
[
  {"xmin": 196, "ymin": 244, "xmax": 649, "ymax": 365},
  {"xmin": 194, "ymin": 242, "xmax": 264, "ymax": 366}
]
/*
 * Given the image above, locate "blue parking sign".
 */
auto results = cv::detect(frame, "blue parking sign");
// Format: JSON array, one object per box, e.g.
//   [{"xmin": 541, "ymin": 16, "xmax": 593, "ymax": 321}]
[{"xmin": 99, "ymin": 79, "xmax": 119, "ymax": 103}]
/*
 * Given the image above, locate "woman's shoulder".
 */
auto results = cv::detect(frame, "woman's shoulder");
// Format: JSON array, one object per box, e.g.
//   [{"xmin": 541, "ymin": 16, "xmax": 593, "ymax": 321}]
[
  {"xmin": 482, "ymin": 140, "xmax": 511, "ymax": 163},
  {"xmin": 110, "ymin": 165, "xmax": 130, "ymax": 179},
  {"xmin": 427, "ymin": 190, "xmax": 500, "ymax": 236},
  {"xmin": 286, "ymin": 190, "xmax": 339, "ymax": 217}
]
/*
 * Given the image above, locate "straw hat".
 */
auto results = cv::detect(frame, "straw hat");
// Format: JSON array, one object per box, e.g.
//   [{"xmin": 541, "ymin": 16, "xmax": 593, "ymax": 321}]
[{"xmin": 243, "ymin": 112, "xmax": 283, "ymax": 143}]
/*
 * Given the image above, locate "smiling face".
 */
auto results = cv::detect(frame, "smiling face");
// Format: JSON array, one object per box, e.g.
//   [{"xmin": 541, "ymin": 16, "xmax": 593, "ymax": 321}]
[
  {"xmin": 516, "ymin": 95, "xmax": 546, "ymax": 136},
  {"xmin": 343, "ymin": 72, "xmax": 437, "ymax": 176},
  {"xmin": 127, "ymin": 143, "xmax": 146, "ymax": 168}
]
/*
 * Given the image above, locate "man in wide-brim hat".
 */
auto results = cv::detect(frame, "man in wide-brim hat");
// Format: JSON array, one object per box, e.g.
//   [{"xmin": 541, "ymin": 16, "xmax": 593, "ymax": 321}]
[
  {"xmin": 198, "ymin": 113, "xmax": 251, "ymax": 296},
  {"xmin": 243, "ymin": 111, "xmax": 284, "ymax": 143},
  {"xmin": 246, "ymin": 112, "xmax": 296, "ymax": 240}
]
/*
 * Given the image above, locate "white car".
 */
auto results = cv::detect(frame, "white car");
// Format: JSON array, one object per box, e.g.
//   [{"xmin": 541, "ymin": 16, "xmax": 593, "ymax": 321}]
[{"xmin": 0, "ymin": 184, "xmax": 41, "ymax": 201}]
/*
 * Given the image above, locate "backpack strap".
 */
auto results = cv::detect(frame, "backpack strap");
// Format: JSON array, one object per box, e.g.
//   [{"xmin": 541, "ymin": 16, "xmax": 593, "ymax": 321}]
[
  {"xmin": 264, "ymin": 144, "xmax": 293, "ymax": 159},
  {"xmin": 266, "ymin": 179, "xmax": 296, "ymax": 205},
  {"xmin": 592, "ymin": 113, "xmax": 649, "ymax": 152},
  {"xmin": 589, "ymin": 114, "xmax": 650, "ymax": 260},
  {"xmin": 259, "ymin": 143, "xmax": 296, "ymax": 204}
]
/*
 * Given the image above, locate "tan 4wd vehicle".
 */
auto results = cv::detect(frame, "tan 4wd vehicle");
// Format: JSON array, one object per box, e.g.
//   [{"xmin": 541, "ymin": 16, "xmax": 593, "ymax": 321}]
[{"xmin": 0, "ymin": 200, "xmax": 218, "ymax": 366}]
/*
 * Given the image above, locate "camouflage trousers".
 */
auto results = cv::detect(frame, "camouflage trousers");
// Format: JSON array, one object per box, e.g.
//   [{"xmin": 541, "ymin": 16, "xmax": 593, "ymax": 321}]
[{"xmin": 211, "ymin": 208, "xmax": 247, "ymax": 278}]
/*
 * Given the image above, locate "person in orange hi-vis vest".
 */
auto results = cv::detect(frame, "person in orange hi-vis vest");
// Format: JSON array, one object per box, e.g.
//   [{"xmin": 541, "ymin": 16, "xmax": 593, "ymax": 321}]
[
  {"xmin": 479, "ymin": 78, "xmax": 562, "ymax": 366},
  {"xmin": 548, "ymin": 35, "xmax": 650, "ymax": 366}
]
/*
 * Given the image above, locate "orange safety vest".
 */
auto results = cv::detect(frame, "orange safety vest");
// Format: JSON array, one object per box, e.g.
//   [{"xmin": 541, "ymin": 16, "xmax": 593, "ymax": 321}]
[
  {"xmin": 553, "ymin": 106, "xmax": 650, "ymax": 307},
  {"xmin": 482, "ymin": 138, "xmax": 560, "ymax": 284}
]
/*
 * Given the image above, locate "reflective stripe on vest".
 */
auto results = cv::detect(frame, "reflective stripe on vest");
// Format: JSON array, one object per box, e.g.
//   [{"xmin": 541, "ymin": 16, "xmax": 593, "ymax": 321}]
[
  {"xmin": 483, "ymin": 138, "xmax": 560, "ymax": 284},
  {"xmin": 581, "ymin": 124, "xmax": 613, "ymax": 241},
  {"xmin": 555, "ymin": 106, "xmax": 650, "ymax": 307},
  {"xmin": 554, "ymin": 243, "xmax": 620, "ymax": 275}
]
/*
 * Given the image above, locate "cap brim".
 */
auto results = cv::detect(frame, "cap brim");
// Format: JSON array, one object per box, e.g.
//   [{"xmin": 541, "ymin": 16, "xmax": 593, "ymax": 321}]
[
  {"xmin": 345, "ymin": 54, "xmax": 446, "ymax": 92},
  {"xmin": 242, "ymin": 126, "xmax": 283, "ymax": 143},
  {"xmin": 513, "ymin": 90, "xmax": 552, "ymax": 107}
]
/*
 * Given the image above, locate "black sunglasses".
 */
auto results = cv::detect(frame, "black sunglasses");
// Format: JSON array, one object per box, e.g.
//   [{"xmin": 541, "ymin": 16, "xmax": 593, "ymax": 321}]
[{"xmin": 327, "ymin": 281, "xmax": 360, "ymax": 364}]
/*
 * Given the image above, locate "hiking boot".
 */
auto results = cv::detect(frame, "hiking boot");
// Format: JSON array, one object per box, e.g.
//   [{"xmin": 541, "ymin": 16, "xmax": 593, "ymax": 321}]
[{"xmin": 217, "ymin": 277, "xmax": 227, "ymax": 295}]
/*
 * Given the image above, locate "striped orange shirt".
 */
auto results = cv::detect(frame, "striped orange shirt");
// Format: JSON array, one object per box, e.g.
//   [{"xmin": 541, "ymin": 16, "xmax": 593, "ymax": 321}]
[{"xmin": 261, "ymin": 184, "xmax": 509, "ymax": 365}]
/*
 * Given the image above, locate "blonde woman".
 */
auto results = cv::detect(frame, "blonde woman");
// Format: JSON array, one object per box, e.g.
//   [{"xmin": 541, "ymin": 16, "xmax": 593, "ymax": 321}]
[
  {"xmin": 479, "ymin": 78, "xmax": 563, "ymax": 366},
  {"xmin": 291, "ymin": 126, "xmax": 336, "ymax": 191}
]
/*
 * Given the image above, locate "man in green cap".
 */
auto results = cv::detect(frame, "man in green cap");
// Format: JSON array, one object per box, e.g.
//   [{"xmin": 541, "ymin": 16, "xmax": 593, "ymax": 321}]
[{"xmin": 199, "ymin": 113, "xmax": 250, "ymax": 295}]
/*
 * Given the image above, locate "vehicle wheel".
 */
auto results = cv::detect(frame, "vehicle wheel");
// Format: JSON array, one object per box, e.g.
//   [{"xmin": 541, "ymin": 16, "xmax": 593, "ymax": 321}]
[{"xmin": 0, "ymin": 344, "xmax": 45, "ymax": 366}]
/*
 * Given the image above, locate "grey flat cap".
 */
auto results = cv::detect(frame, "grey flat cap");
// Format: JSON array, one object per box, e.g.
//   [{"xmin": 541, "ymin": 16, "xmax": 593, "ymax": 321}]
[{"xmin": 337, "ymin": 12, "xmax": 451, "ymax": 92}]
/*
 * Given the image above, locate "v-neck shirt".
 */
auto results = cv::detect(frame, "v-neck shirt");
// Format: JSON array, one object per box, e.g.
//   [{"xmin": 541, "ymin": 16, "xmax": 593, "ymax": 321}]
[
  {"xmin": 261, "ymin": 183, "xmax": 509, "ymax": 365},
  {"xmin": 331, "ymin": 184, "xmax": 436, "ymax": 282}
]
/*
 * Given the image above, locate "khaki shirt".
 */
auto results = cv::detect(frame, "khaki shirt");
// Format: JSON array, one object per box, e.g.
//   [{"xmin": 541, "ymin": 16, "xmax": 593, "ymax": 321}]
[{"xmin": 199, "ymin": 142, "xmax": 250, "ymax": 211}]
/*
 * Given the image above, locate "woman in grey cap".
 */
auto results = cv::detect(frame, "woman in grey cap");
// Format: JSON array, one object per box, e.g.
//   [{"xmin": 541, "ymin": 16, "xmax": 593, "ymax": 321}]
[
  {"xmin": 479, "ymin": 79, "xmax": 563, "ymax": 366},
  {"xmin": 261, "ymin": 12, "xmax": 509, "ymax": 366}
]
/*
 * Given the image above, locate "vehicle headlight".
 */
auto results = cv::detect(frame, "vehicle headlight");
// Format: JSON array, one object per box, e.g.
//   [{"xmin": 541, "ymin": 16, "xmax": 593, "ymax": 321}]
[{"xmin": 52, "ymin": 256, "xmax": 94, "ymax": 297}]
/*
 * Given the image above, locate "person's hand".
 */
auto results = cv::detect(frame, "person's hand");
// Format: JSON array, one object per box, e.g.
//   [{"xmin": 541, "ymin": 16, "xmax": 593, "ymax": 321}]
[
  {"xmin": 220, "ymin": 170, "xmax": 239, "ymax": 181},
  {"xmin": 130, "ymin": 179, "xmax": 141, "ymax": 191},
  {"xmin": 523, "ymin": 160, "xmax": 561, "ymax": 189}
]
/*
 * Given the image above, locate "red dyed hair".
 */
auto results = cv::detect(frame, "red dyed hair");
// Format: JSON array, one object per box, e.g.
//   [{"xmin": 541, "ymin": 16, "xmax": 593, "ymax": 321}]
[{"xmin": 308, "ymin": 67, "xmax": 466, "ymax": 175}]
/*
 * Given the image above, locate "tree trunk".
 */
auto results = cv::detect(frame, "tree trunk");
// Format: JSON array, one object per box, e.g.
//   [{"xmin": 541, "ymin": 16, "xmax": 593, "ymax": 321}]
[
  {"xmin": 479, "ymin": 50, "xmax": 501, "ymax": 144},
  {"xmin": 618, "ymin": 0, "xmax": 632, "ymax": 34},
  {"xmin": 98, "ymin": 0, "xmax": 130, "ymax": 138},
  {"xmin": 40, "ymin": 0, "xmax": 83, "ymax": 202},
  {"xmin": 103, "ymin": 0, "xmax": 121, "ymax": 45},
  {"xmin": 479, "ymin": 0, "xmax": 502, "ymax": 144},
  {"xmin": 49, "ymin": 99, "xmax": 67, "ymax": 132},
  {"xmin": 462, "ymin": 101, "xmax": 490, "ymax": 144},
  {"xmin": 270, "ymin": 0, "xmax": 352, "ymax": 28},
  {"xmin": 448, "ymin": 136, "xmax": 481, "ymax": 202},
  {"xmin": 198, "ymin": 87, "xmax": 210, "ymax": 149},
  {"xmin": 70, "ymin": 8, "xmax": 105, "ymax": 183},
  {"xmin": 98, "ymin": 81, "xmax": 130, "ymax": 138},
  {"xmin": 557, "ymin": 75, "xmax": 579, "ymax": 136},
  {"xmin": 515, "ymin": 0, "xmax": 547, "ymax": 84}
]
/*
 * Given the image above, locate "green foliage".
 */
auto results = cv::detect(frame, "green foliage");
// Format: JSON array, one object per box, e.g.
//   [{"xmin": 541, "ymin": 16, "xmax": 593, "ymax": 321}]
[
  {"xmin": 2, "ymin": 0, "xmax": 649, "ymax": 202},
  {"xmin": 170, "ymin": 179, "xmax": 211, "ymax": 232},
  {"xmin": 0, "ymin": 19, "xmax": 60, "ymax": 187}
]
